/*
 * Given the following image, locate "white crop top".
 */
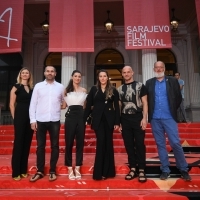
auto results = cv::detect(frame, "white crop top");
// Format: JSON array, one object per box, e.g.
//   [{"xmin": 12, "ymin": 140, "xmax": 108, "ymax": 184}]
[{"xmin": 64, "ymin": 92, "xmax": 87, "ymax": 106}]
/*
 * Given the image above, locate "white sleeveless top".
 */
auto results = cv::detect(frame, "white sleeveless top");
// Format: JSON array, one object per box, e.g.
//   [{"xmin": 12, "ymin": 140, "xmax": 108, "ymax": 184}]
[{"xmin": 64, "ymin": 92, "xmax": 87, "ymax": 106}]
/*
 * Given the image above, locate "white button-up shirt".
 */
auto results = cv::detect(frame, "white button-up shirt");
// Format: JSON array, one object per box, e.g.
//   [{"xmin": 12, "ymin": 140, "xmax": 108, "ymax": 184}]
[{"xmin": 29, "ymin": 80, "xmax": 65, "ymax": 123}]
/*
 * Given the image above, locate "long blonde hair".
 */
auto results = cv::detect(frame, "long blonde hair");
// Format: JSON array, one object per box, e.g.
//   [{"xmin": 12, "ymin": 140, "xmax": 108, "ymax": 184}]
[
  {"xmin": 16, "ymin": 67, "xmax": 34, "ymax": 89},
  {"xmin": 96, "ymin": 69, "xmax": 113, "ymax": 99}
]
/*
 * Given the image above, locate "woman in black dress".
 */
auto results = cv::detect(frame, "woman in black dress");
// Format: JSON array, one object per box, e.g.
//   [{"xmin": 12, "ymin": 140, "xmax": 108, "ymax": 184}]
[
  {"xmin": 9, "ymin": 67, "xmax": 34, "ymax": 181},
  {"xmin": 84, "ymin": 70, "xmax": 120, "ymax": 180}
]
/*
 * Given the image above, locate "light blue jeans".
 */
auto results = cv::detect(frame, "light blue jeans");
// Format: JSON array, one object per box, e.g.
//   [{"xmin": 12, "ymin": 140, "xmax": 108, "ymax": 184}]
[{"xmin": 151, "ymin": 118, "xmax": 188, "ymax": 173}]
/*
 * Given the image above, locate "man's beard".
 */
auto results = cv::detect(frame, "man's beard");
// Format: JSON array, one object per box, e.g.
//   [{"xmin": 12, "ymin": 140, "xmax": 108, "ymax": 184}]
[
  {"xmin": 154, "ymin": 72, "xmax": 165, "ymax": 78},
  {"xmin": 46, "ymin": 75, "xmax": 54, "ymax": 80}
]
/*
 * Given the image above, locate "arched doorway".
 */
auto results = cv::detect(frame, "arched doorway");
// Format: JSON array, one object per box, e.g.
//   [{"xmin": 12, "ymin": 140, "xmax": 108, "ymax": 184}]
[
  {"xmin": 0, "ymin": 53, "xmax": 22, "ymax": 112},
  {"xmin": 157, "ymin": 49, "xmax": 177, "ymax": 76},
  {"xmin": 45, "ymin": 52, "xmax": 62, "ymax": 83},
  {"xmin": 95, "ymin": 49, "xmax": 124, "ymax": 87}
]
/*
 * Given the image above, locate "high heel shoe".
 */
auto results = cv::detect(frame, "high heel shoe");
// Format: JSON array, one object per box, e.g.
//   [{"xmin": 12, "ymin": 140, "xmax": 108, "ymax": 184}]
[
  {"xmin": 13, "ymin": 175, "xmax": 21, "ymax": 181},
  {"xmin": 74, "ymin": 166, "xmax": 81, "ymax": 179},
  {"xmin": 21, "ymin": 173, "xmax": 28, "ymax": 178},
  {"xmin": 68, "ymin": 167, "xmax": 75, "ymax": 180}
]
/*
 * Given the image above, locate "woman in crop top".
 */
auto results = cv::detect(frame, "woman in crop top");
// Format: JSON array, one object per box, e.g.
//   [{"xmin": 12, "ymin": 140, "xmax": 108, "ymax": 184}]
[{"xmin": 62, "ymin": 70, "xmax": 87, "ymax": 180}]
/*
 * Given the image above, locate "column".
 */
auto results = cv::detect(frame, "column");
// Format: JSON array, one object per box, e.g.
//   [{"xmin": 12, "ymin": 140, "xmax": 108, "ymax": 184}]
[
  {"xmin": 23, "ymin": 39, "xmax": 34, "ymax": 73},
  {"xmin": 142, "ymin": 49, "xmax": 157, "ymax": 84},
  {"xmin": 60, "ymin": 52, "xmax": 77, "ymax": 123},
  {"xmin": 77, "ymin": 53, "xmax": 87, "ymax": 89},
  {"xmin": 87, "ymin": 64, "xmax": 94, "ymax": 91},
  {"xmin": 33, "ymin": 41, "xmax": 48, "ymax": 84},
  {"xmin": 130, "ymin": 50, "xmax": 142, "ymax": 82},
  {"xmin": 185, "ymin": 35, "xmax": 200, "ymax": 122}
]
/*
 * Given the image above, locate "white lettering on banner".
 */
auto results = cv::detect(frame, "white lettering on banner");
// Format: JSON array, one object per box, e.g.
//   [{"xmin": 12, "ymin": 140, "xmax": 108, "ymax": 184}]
[
  {"xmin": 127, "ymin": 39, "xmax": 165, "ymax": 46},
  {"xmin": 127, "ymin": 25, "xmax": 169, "ymax": 33},
  {"xmin": 0, "ymin": 8, "xmax": 18, "ymax": 47},
  {"xmin": 126, "ymin": 25, "xmax": 170, "ymax": 47}
]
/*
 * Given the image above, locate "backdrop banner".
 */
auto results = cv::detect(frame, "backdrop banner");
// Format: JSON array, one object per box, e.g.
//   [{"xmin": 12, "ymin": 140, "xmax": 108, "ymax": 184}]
[
  {"xmin": 49, "ymin": 0, "xmax": 94, "ymax": 52},
  {"xmin": 123, "ymin": 0, "xmax": 172, "ymax": 49},
  {"xmin": 0, "ymin": 0, "xmax": 24, "ymax": 53},
  {"xmin": 195, "ymin": 0, "xmax": 200, "ymax": 39}
]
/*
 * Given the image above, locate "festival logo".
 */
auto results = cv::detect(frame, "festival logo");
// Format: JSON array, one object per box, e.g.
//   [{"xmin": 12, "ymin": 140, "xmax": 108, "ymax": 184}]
[
  {"xmin": 0, "ymin": 0, "xmax": 24, "ymax": 53},
  {"xmin": 0, "ymin": 8, "xmax": 18, "ymax": 47}
]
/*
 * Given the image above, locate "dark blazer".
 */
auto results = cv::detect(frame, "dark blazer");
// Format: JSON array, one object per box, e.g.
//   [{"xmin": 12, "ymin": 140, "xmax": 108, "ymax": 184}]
[
  {"xmin": 84, "ymin": 86, "xmax": 120, "ymax": 130},
  {"xmin": 145, "ymin": 76, "xmax": 182, "ymax": 123}
]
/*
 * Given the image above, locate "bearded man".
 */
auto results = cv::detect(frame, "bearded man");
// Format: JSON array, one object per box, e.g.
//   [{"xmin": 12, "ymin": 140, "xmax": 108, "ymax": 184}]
[{"xmin": 145, "ymin": 61, "xmax": 191, "ymax": 181}]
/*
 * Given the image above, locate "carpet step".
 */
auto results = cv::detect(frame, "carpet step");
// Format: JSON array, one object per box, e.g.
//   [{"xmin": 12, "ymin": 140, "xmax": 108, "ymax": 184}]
[
  {"xmin": 0, "ymin": 189, "xmax": 190, "ymax": 200},
  {"xmin": 1, "ymin": 128, "xmax": 200, "ymax": 135},
  {"xmin": 0, "ymin": 145, "xmax": 166, "ymax": 154},
  {"xmin": 0, "ymin": 174, "xmax": 199, "ymax": 191},
  {"xmin": 0, "ymin": 174, "xmax": 200, "ymax": 200},
  {"xmin": 1, "ymin": 138, "xmax": 200, "ymax": 147},
  {"xmin": 0, "ymin": 124, "xmax": 200, "ymax": 200},
  {"xmin": 1, "ymin": 132, "xmax": 200, "ymax": 140},
  {"xmin": 1, "ymin": 123, "xmax": 200, "ymax": 134},
  {"xmin": 1, "ymin": 163, "xmax": 199, "ymax": 176},
  {"xmin": 0, "ymin": 153, "xmax": 200, "ymax": 175}
]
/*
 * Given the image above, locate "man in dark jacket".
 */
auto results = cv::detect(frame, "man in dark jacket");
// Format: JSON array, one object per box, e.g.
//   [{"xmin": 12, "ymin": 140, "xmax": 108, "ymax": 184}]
[{"xmin": 145, "ymin": 61, "xmax": 191, "ymax": 181}]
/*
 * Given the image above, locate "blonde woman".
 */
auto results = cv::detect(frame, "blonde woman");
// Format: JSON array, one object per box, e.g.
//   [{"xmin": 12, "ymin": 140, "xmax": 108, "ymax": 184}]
[{"xmin": 9, "ymin": 67, "xmax": 34, "ymax": 181}]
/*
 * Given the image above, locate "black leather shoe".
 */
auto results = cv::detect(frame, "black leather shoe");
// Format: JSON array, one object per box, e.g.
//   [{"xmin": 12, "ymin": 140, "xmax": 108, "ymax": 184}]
[
  {"xmin": 180, "ymin": 171, "xmax": 191, "ymax": 181},
  {"xmin": 160, "ymin": 172, "xmax": 170, "ymax": 180}
]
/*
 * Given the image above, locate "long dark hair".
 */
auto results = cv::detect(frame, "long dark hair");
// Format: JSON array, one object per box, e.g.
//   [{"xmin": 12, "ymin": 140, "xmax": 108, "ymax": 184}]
[
  {"xmin": 96, "ymin": 69, "xmax": 113, "ymax": 99},
  {"xmin": 65, "ymin": 70, "xmax": 82, "ymax": 95}
]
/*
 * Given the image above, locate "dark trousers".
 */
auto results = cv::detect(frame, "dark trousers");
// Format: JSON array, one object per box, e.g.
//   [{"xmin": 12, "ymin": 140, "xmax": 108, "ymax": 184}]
[
  {"xmin": 177, "ymin": 98, "xmax": 187, "ymax": 122},
  {"xmin": 12, "ymin": 117, "xmax": 33, "ymax": 177},
  {"xmin": 93, "ymin": 115, "xmax": 115, "ymax": 180},
  {"xmin": 36, "ymin": 121, "xmax": 60, "ymax": 174},
  {"xmin": 121, "ymin": 113, "xmax": 146, "ymax": 170},
  {"xmin": 65, "ymin": 105, "xmax": 85, "ymax": 166}
]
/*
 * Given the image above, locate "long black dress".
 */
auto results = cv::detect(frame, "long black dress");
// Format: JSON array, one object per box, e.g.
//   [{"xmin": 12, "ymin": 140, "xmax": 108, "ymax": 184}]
[{"xmin": 11, "ymin": 84, "xmax": 34, "ymax": 178}]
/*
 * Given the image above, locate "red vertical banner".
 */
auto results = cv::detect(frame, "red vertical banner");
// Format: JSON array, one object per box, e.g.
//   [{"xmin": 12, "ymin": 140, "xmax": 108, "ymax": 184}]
[
  {"xmin": 0, "ymin": 0, "xmax": 24, "ymax": 53},
  {"xmin": 195, "ymin": 0, "xmax": 200, "ymax": 39},
  {"xmin": 49, "ymin": 0, "xmax": 94, "ymax": 52},
  {"xmin": 123, "ymin": 0, "xmax": 172, "ymax": 49}
]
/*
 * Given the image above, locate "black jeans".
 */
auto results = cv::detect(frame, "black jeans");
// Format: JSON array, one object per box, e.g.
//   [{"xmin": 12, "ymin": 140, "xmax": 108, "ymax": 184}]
[
  {"xmin": 36, "ymin": 121, "xmax": 60, "ymax": 174},
  {"xmin": 121, "ymin": 113, "xmax": 146, "ymax": 170}
]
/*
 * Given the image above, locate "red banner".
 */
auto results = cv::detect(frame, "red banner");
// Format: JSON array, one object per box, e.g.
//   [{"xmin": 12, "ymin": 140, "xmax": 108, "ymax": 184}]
[
  {"xmin": 123, "ymin": 0, "xmax": 172, "ymax": 49},
  {"xmin": 195, "ymin": 0, "xmax": 200, "ymax": 39},
  {"xmin": 49, "ymin": 0, "xmax": 94, "ymax": 52},
  {"xmin": 0, "ymin": 0, "xmax": 24, "ymax": 53}
]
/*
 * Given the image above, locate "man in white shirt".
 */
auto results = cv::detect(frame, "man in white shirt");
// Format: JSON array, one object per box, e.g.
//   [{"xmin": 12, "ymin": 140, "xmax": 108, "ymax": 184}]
[{"xmin": 29, "ymin": 66, "xmax": 64, "ymax": 182}]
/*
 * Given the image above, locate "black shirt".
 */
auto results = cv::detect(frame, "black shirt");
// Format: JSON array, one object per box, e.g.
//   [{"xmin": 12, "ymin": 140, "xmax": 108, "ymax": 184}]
[{"xmin": 118, "ymin": 81, "xmax": 147, "ymax": 114}]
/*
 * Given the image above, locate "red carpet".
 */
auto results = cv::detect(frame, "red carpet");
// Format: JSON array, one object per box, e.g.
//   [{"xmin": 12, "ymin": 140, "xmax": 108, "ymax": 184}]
[
  {"xmin": 0, "ymin": 190, "xmax": 189, "ymax": 200},
  {"xmin": 0, "ymin": 123, "xmax": 200, "ymax": 199}
]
